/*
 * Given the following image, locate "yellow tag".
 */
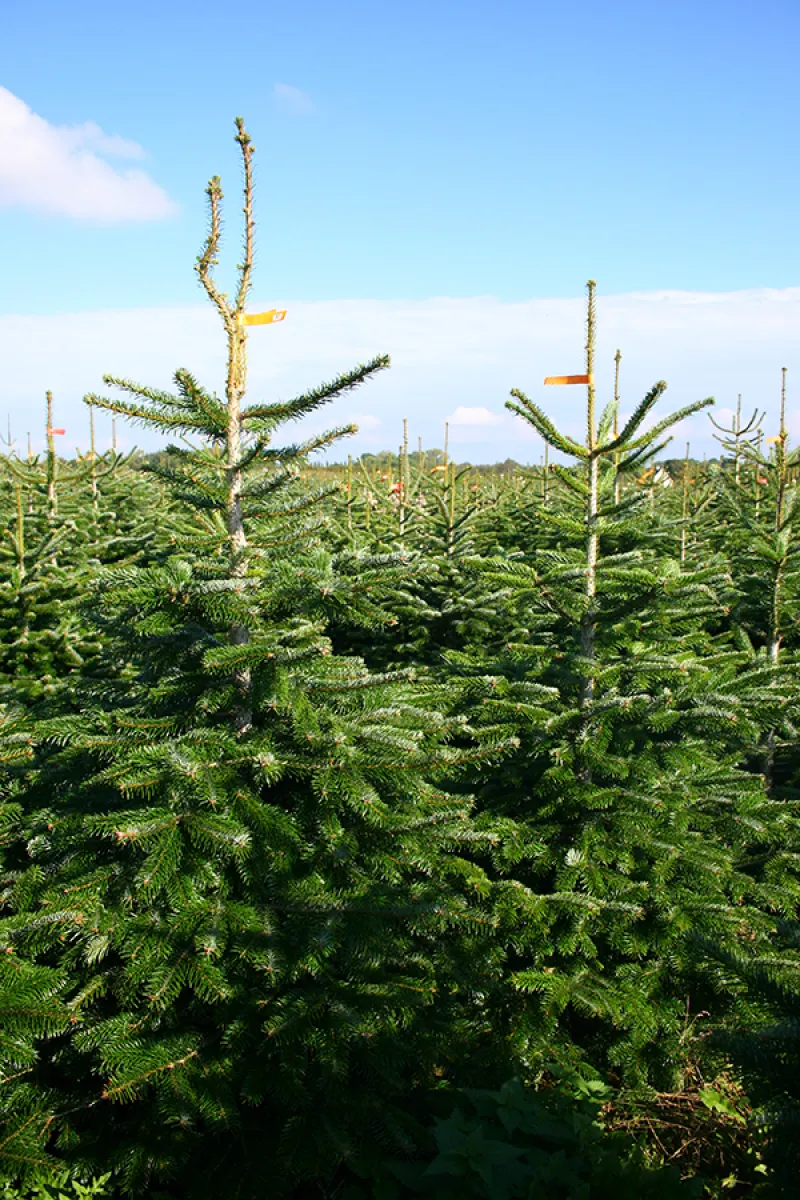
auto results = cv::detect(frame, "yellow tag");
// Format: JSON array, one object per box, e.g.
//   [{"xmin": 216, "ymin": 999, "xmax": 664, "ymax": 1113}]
[
  {"xmin": 239, "ymin": 309, "xmax": 287, "ymax": 326},
  {"xmin": 765, "ymin": 435, "xmax": 782, "ymax": 444},
  {"xmin": 544, "ymin": 374, "xmax": 593, "ymax": 385}
]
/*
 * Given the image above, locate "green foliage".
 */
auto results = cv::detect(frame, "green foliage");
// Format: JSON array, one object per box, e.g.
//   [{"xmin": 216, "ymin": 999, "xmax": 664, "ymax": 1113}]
[
  {"xmin": 0, "ymin": 120, "xmax": 512, "ymax": 1199},
  {"xmin": 0, "ymin": 129, "xmax": 798, "ymax": 1200},
  {"xmin": 699, "ymin": 921, "xmax": 800, "ymax": 1197},
  {"xmin": 345, "ymin": 1074, "xmax": 699, "ymax": 1199},
  {"xmin": 0, "ymin": 1172, "xmax": 113, "ymax": 1199}
]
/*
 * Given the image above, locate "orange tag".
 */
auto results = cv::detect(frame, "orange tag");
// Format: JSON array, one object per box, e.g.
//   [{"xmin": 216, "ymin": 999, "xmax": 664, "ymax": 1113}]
[
  {"xmin": 544, "ymin": 374, "xmax": 593, "ymax": 385},
  {"xmin": 239, "ymin": 309, "xmax": 286, "ymax": 326},
  {"xmin": 47, "ymin": 428, "xmax": 66, "ymax": 435}
]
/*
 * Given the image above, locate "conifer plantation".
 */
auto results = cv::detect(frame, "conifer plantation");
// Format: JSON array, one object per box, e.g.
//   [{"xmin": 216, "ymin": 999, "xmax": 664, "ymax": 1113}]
[{"xmin": 1, "ymin": 121, "xmax": 799, "ymax": 1199}]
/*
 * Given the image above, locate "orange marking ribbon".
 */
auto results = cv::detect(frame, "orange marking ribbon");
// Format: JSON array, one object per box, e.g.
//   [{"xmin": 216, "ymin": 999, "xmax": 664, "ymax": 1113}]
[
  {"xmin": 544, "ymin": 374, "xmax": 593, "ymax": 385},
  {"xmin": 47, "ymin": 428, "xmax": 66, "ymax": 435},
  {"xmin": 239, "ymin": 309, "xmax": 287, "ymax": 326}
]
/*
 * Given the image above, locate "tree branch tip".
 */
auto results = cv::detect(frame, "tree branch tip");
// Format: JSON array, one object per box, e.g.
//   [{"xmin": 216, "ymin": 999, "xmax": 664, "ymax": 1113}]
[{"xmin": 234, "ymin": 118, "xmax": 254, "ymax": 149}]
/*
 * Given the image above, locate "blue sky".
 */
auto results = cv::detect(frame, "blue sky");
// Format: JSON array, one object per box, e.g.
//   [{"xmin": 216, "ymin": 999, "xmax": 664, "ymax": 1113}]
[{"xmin": 1, "ymin": 0, "xmax": 799, "ymax": 458}]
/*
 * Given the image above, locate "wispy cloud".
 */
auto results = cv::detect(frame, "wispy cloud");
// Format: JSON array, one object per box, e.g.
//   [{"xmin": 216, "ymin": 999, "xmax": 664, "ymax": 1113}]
[
  {"xmin": 1, "ymin": 289, "xmax": 797, "ymax": 459},
  {"xmin": 447, "ymin": 405, "xmax": 504, "ymax": 426},
  {"xmin": 0, "ymin": 87, "xmax": 177, "ymax": 222},
  {"xmin": 273, "ymin": 83, "xmax": 314, "ymax": 115}
]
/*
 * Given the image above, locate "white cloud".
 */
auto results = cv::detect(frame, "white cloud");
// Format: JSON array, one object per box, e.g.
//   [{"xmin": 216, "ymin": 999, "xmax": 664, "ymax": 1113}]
[
  {"xmin": 0, "ymin": 87, "xmax": 177, "ymax": 222},
  {"xmin": 1, "ymin": 288, "xmax": 798, "ymax": 460},
  {"xmin": 273, "ymin": 83, "xmax": 314, "ymax": 115},
  {"xmin": 447, "ymin": 405, "xmax": 504, "ymax": 426}
]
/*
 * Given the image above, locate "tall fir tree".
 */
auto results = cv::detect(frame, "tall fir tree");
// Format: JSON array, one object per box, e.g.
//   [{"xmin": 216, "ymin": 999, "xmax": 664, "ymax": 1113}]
[
  {"xmin": 690, "ymin": 372, "xmax": 800, "ymax": 1198},
  {"xmin": 441, "ymin": 283, "xmax": 800, "ymax": 1089},
  {"xmin": 0, "ymin": 120, "xmax": 514, "ymax": 1198}
]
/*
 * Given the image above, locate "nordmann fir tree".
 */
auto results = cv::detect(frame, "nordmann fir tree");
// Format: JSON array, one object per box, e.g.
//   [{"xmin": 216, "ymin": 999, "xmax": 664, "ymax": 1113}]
[
  {"xmin": 704, "ymin": 371, "xmax": 800, "ymax": 792},
  {"xmin": 443, "ymin": 282, "xmax": 800, "ymax": 1089},
  {"xmin": 0, "ymin": 395, "xmax": 171, "ymax": 713},
  {"xmin": 3, "ymin": 392, "xmax": 107, "ymax": 532},
  {"xmin": 0, "ymin": 121, "xmax": 513, "ymax": 1197},
  {"xmin": 75, "ymin": 404, "xmax": 173, "ymax": 572},
  {"xmin": 325, "ymin": 446, "xmax": 507, "ymax": 674},
  {"xmin": 697, "ymin": 911, "xmax": 800, "ymax": 1197},
  {"xmin": 0, "ymin": 396, "xmax": 118, "ymax": 710},
  {"xmin": 691, "ymin": 374, "xmax": 800, "ymax": 1196},
  {"xmin": 388, "ymin": 455, "xmax": 512, "ymax": 668},
  {"xmin": 0, "ymin": 481, "xmax": 89, "ymax": 707},
  {"xmin": 280, "ymin": 440, "xmax": 437, "ymax": 677}
]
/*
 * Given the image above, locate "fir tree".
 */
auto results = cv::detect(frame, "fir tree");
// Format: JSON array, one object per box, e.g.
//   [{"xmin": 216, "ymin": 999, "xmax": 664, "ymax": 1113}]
[
  {"xmin": 443, "ymin": 283, "xmax": 800, "ymax": 1089},
  {"xmin": 704, "ymin": 370, "xmax": 800, "ymax": 793},
  {"xmin": 0, "ymin": 396, "xmax": 162, "ymax": 710},
  {"xmin": 325, "ymin": 446, "xmax": 507, "ymax": 673},
  {"xmin": 698, "ymin": 917, "xmax": 800, "ymax": 1197},
  {"xmin": 0, "ymin": 120, "xmax": 513, "ymax": 1198}
]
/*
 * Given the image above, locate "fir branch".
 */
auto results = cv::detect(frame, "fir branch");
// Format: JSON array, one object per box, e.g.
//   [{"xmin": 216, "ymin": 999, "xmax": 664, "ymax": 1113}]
[
  {"xmin": 506, "ymin": 391, "xmax": 589, "ymax": 459},
  {"xmin": 242, "ymin": 356, "xmax": 391, "ymax": 427},
  {"xmin": 622, "ymin": 397, "xmax": 715, "ymax": 454}
]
